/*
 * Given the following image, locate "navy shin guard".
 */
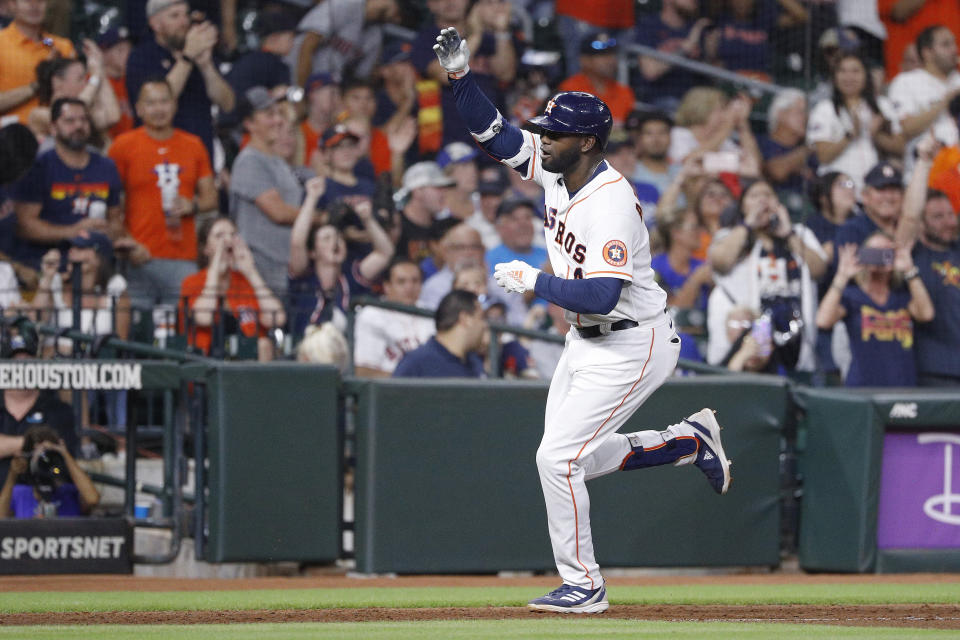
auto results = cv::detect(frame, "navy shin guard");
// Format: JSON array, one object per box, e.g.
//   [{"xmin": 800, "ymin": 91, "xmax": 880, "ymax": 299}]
[{"xmin": 619, "ymin": 436, "xmax": 699, "ymax": 471}]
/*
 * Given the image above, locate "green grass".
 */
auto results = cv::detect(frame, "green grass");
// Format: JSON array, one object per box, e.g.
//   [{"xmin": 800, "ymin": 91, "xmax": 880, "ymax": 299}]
[
  {"xmin": 1, "ymin": 583, "xmax": 958, "ymax": 614},
  {"xmin": 0, "ymin": 621, "xmax": 956, "ymax": 640}
]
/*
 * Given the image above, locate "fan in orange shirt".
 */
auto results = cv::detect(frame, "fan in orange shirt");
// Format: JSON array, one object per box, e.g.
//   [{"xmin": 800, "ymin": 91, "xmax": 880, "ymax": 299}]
[
  {"xmin": 929, "ymin": 144, "xmax": 960, "ymax": 214},
  {"xmin": 557, "ymin": 33, "xmax": 635, "ymax": 125},
  {"xmin": 179, "ymin": 217, "xmax": 286, "ymax": 360},
  {"xmin": 880, "ymin": 0, "xmax": 960, "ymax": 81},
  {"xmin": 108, "ymin": 78, "xmax": 217, "ymax": 305},
  {"xmin": 0, "ymin": 1, "xmax": 76, "ymax": 125}
]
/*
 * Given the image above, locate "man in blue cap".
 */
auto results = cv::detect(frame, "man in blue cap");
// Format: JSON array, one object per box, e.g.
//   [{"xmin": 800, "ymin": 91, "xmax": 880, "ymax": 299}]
[
  {"xmin": 97, "ymin": 26, "xmax": 134, "ymax": 138},
  {"xmin": 437, "ymin": 141, "xmax": 479, "ymax": 221}
]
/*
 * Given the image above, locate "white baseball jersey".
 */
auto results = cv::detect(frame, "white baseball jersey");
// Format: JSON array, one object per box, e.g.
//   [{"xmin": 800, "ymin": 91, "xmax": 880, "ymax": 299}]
[
  {"xmin": 353, "ymin": 306, "xmax": 435, "ymax": 374},
  {"xmin": 502, "ymin": 129, "xmax": 668, "ymax": 329}
]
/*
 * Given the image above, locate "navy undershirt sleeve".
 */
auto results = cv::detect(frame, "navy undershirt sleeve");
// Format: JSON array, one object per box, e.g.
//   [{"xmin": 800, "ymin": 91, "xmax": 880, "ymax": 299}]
[
  {"xmin": 450, "ymin": 72, "xmax": 524, "ymax": 160},
  {"xmin": 533, "ymin": 274, "xmax": 623, "ymax": 315}
]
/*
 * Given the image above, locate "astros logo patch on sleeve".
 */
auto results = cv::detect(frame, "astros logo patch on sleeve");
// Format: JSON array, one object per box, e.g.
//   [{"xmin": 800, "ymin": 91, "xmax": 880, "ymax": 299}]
[{"xmin": 603, "ymin": 240, "xmax": 628, "ymax": 267}]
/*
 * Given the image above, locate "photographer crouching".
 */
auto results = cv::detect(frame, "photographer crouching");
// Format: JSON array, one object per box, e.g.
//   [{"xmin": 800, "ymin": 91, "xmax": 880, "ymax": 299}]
[
  {"xmin": 0, "ymin": 425, "xmax": 99, "ymax": 518},
  {"xmin": 1, "ymin": 317, "xmax": 79, "ymax": 479}
]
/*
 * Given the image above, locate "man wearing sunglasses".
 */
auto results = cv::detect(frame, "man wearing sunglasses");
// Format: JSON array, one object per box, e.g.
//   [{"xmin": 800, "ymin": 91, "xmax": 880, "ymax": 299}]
[{"xmin": 558, "ymin": 32, "xmax": 634, "ymax": 125}]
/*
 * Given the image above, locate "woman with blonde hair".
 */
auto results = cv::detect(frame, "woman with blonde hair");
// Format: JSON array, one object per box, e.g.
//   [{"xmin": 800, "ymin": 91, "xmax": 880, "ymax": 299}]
[
  {"xmin": 296, "ymin": 322, "xmax": 349, "ymax": 372},
  {"xmin": 669, "ymin": 87, "xmax": 761, "ymax": 169}
]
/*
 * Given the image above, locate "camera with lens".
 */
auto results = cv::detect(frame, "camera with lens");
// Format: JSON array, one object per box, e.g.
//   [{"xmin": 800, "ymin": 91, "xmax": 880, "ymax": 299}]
[
  {"xmin": 327, "ymin": 200, "xmax": 359, "ymax": 230},
  {"xmin": 27, "ymin": 448, "xmax": 67, "ymax": 504}
]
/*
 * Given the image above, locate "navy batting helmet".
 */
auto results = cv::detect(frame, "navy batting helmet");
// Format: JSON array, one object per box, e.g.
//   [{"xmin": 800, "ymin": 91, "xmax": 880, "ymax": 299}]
[{"xmin": 528, "ymin": 92, "xmax": 613, "ymax": 150}]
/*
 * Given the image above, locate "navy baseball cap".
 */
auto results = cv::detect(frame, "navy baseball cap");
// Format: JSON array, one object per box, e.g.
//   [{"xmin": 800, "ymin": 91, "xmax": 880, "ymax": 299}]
[
  {"xmin": 382, "ymin": 40, "xmax": 413, "ymax": 65},
  {"xmin": 69, "ymin": 231, "xmax": 113, "ymax": 262},
  {"xmin": 96, "ymin": 26, "xmax": 130, "ymax": 50},
  {"xmin": 320, "ymin": 123, "xmax": 360, "ymax": 149},
  {"xmin": 306, "ymin": 73, "xmax": 335, "ymax": 93},
  {"xmin": 863, "ymin": 162, "xmax": 903, "ymax": 189}
]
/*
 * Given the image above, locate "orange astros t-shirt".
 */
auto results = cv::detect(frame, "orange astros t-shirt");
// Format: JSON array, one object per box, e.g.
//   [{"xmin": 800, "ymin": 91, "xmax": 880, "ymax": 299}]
[
  {"xmin": 108, "ymin": 127, "xmax": 212, "ymax": 261},
  {"xmin": 178, "ymin": 270, "xmax": 263, "ymax": 354}
]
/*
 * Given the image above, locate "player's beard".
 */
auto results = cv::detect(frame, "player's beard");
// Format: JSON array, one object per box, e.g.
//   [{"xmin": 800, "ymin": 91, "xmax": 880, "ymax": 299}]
[{"xmin": 541, "ymin": 144, "xmax": 581, "ymax": 173}]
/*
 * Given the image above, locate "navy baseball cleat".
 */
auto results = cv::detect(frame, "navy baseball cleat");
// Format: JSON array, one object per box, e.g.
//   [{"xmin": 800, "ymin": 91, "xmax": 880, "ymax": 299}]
[
  {"xmin": 528, "ymin": 583, "xmax": 609, "ymax": 613},
  {"xmin": 684, "ymin": 408, "xmax": 732, "ymax": 494}
]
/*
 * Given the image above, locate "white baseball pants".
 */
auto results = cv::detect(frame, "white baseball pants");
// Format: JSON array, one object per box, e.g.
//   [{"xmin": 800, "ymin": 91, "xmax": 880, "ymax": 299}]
[{"xmin": 536, "ymin": 318, "xmax": 687, "ymax": 589}]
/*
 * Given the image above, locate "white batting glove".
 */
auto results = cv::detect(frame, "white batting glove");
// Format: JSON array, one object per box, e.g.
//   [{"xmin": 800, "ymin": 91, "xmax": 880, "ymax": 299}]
[
  {"xmin": 433, "ymin": 27, "xmax": 471, "ymax": 79},
  {"xmin": 494, "ymin": 260, "xmax": 540, "ymax": 294}
]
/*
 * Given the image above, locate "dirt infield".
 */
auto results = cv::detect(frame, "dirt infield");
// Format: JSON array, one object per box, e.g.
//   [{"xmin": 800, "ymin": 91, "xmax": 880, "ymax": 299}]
[
  {"xmin": 3, "ymin": 572, "xmax": 959, "ymax": 592},
  {"xmin": 2, "ymin": 574, "xmax": 959, "ymax": 629},
  {"xmin": 3, "ymin": 604, "xmax": 960, "ymax": 629}
]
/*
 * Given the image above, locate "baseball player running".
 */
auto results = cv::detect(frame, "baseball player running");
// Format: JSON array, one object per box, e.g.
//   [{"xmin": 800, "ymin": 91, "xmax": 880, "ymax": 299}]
[{"xmin": 434, "ymin": 29, "xmax": 732, "ymax": 614}]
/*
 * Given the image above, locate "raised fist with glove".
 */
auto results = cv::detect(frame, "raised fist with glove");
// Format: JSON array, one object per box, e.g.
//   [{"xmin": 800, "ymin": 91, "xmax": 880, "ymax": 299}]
[
  {"xmin": 433, "ymin": 27, "xmax": 471, "ymax": 79},
  {"xmin": 494, "ymin": 260, "xmax": 540, "ymax": 294}
]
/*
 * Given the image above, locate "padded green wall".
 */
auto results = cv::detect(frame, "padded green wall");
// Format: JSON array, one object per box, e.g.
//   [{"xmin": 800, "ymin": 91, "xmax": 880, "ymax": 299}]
[
  {"xmin": 205, "ymin": 363, "xmax": 341, "ymax": 562},
  {"xmin": 354, "ymin": 376, "xmax": 786, "ymax": 573}
]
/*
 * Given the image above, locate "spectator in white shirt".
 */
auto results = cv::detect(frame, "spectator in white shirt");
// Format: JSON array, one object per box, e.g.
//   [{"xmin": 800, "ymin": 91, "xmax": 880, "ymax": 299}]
[
  {"xmin": 0, "ymin": 261, "xmax": 21, "ymax": 311},
  {"xmin": 353, "ymin": 257, "xmax": 434, "ymax": 377},
  {"xmin": 808, "ymin": 53, "xmax": 902, "ymax": 193},
  {"xmin": 888, "ymin": 25, "xmax": 960, "ymax": 173}
]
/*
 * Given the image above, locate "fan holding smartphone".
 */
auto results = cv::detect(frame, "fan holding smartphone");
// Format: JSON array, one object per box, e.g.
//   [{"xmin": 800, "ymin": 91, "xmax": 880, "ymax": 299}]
[{"xmin": 816, "ymin": 233, "xmax": 935, "ymax": 387}]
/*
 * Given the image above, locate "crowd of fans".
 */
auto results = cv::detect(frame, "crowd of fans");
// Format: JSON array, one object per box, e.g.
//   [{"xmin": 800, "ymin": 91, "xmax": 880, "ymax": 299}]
[{"xmin": 0, "ymin": 0, "xmax": 956, "ymax": 397}]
